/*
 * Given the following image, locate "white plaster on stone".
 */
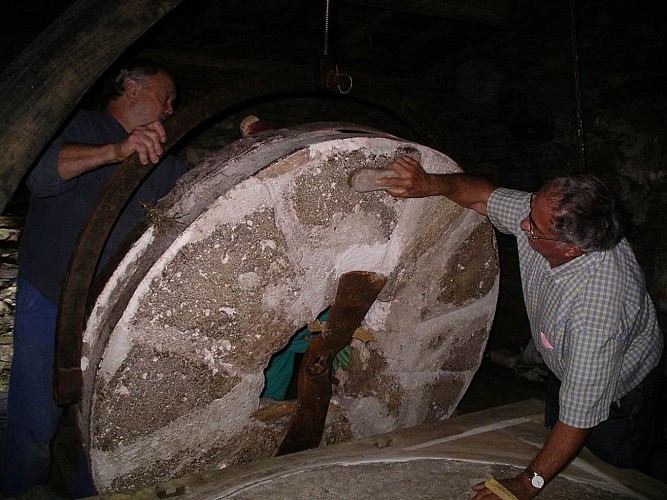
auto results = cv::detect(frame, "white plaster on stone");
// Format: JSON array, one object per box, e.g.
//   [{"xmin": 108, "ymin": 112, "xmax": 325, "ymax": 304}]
[
  {"xmin": 97, "ymin": 324, "xmax": 134, "ymax": 382},
  {"xmin": 347, "ymin": 397, "xmax": 398, "ymax": 437},
  {"xmin": 218, "ymin": 306, "xmax": 238, "ymax": 317},
  {"xmin": 333, "ymin": 243, "xmax": 388, "ymax": 276},
  {"xmin": 238, "ymin": 272, "xmax": 262, "ymax": 290},
  {"xmin": 307, "ymin": 137, "xmax": 398, "ymax": 159},
  {"xmin": 364, "ymin": 300, "xmax": 392, "ymax": 330},
  {"xmin": 82, "ymin": 225, "xmax": 157, "ymax": 347},
  {"xmin": 92, "ymin": 373, "xmax": 265, "ymax": 490}
]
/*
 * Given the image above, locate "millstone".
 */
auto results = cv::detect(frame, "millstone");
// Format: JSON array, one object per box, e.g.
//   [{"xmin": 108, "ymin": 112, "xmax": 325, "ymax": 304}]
[{"xmin": 79, "ymin": 123, "xmax": 499, "ymax": 493}]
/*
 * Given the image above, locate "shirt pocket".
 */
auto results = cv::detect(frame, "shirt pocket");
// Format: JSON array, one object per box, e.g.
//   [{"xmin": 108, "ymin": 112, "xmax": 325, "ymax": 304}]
[{"xmin": 540, "ymin": 331, "xmax": 555, "ymax": 349}]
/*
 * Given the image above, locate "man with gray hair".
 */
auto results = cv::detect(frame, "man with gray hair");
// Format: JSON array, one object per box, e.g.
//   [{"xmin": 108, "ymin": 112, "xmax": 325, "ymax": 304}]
[
  {"xmin": 1, "ymin": 58, "xmax": 187, "ymax": 497},
  {"xmin": 378, "ymin": 156, "xmax": 663, "ymax": 499}
]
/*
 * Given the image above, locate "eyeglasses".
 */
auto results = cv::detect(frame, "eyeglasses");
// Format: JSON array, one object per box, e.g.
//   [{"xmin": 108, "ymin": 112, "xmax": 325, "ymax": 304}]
[{"xmin": 527, "ymin": 193, "xmax": 561, "ymax": 242}]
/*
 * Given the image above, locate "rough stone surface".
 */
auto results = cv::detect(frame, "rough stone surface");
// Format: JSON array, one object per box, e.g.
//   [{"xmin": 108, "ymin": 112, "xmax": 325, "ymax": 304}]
[
  {"xmin": 222, "ymin": 461, "xmax": 634, "ymax": 500},
  {"xmin": 0, "ymin": 212, "xmax": 21, "ymax": 385},
  {"xmin": 80, "ymin": 124, "xmax": 499, "ymax": 493},
  {"xmin": 101, "ymin": 400, "xmax": 662, "ymax": 500}
]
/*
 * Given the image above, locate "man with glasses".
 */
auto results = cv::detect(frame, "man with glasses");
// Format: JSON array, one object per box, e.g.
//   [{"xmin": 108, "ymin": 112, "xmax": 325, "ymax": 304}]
[{"xmin": 378, "ymin": 155, "xmax": 663, "ymax": 500}]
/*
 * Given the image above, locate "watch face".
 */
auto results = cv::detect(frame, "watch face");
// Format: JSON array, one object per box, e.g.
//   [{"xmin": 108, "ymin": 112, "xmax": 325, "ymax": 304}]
[{"xmin": 531, "ymin": 474, "xmax": 545, "ymax": 489}]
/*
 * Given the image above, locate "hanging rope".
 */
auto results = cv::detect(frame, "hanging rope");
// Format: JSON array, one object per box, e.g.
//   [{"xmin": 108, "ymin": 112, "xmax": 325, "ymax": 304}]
[{"xmin": 569, "ymin": 0, "xmax": 586, "ymax": 172}]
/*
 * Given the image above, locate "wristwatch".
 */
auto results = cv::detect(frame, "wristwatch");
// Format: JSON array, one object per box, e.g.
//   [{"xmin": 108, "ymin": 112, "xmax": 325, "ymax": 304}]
[{"xmin": 525, "ymin": 465, "xmax": 545, "ymax": 489}]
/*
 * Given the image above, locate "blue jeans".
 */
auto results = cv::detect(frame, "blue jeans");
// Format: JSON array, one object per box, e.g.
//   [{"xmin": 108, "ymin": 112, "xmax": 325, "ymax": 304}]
[
  {"xmin": 1, "ymin": 278, "xmax": 94, "ymax": 497},
  {"xmin": 1, "ymin": 278, "xmax": 62, "ymax": 496},
  {"xmin": 545, "ymin": 365, "xmax": 660, "ymax": 472}
]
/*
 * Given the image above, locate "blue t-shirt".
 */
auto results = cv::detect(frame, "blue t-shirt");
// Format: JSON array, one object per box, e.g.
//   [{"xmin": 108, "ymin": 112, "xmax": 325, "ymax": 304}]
[{"xmin": 18, "ymin": 109, "xmax": 187, "ymax": 304}]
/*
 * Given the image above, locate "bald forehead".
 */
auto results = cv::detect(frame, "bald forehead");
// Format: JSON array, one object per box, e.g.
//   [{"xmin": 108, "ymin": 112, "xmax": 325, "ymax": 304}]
[
  {"xmin": 149, "ymin": 70, "xmax": 175, "ymax": 89},
  {"xmin": 537, "ymin": 186, "xmax": 561, "ymax": 210},
  {"xmin": 140, "ymin": 70, "xmax": 176, "ymax": 97}
]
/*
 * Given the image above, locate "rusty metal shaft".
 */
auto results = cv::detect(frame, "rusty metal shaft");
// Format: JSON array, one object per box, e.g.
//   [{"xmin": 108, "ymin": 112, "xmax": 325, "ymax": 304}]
[{"xmin": 276, "ymin": 270, "xmax": 387, "ymax": 456}]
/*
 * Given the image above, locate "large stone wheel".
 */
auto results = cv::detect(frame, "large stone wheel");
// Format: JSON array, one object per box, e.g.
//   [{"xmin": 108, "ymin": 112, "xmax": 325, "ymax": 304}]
[{"xmin": 79, "ymin": 123, "xmax": 499, "ymax": 493}]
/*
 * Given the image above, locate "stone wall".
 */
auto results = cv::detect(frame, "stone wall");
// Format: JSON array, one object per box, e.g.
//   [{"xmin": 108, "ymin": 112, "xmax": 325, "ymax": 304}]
[{"xmin": 0, "ymin": 208, "xmax": 22, "ymax": 384}]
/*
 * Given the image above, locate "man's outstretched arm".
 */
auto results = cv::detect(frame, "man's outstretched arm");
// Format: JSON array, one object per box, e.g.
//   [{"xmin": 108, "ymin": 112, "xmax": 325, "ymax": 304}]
[
  {"xmin": 377, "ymin": 155, "xmax": 496, "ymax": 216},
  {"xmin": 471, "ymin": 420, "xmax": 592, "ymax": 499}
]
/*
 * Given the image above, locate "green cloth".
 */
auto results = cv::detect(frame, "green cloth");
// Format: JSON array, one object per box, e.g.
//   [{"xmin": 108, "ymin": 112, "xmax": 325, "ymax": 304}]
[{"xmin": 261, "ymin": 309, "xmax": 329, "ymax": 400}]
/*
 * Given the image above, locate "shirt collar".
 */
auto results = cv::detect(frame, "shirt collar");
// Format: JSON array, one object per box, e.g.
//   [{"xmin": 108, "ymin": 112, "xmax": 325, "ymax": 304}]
[{"xmin": 545, "ymin": 250, "xmax": 604, "ymax": 283}]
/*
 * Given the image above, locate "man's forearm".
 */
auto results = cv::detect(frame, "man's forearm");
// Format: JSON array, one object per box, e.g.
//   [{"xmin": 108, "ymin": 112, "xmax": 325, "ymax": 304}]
[
  {"xmin": 428, "ymin": 173, "xmax": 496, "ymax": 216},
  {"xmin": 379, "ymin": 156, "xmax": 496, "ymax": 215},
  {"xmin": 527, "ymin": 420, "xmax": 592, "ymax": 490},
  {"xmin": 57, "ymin": 142, "xmax": 120, "ymax": 180},
  {"xmin": 471, "ymin": 420, "xmax": 592, "ymax": 500}
]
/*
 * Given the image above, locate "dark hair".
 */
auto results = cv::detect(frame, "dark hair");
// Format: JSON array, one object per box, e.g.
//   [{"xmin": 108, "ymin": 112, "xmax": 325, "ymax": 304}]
[
  {"xmin": 102, "ymin": 58, "xmax": 169, "ymax": 102},
  {"xmin": 542, "ymin": 174, "xmax": 625, "ymax": 252}
]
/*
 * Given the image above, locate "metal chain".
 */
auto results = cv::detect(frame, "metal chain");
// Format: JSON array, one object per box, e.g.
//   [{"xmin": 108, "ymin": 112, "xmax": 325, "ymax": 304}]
[{"xmin": 570, "ymin": 0, "xmax": 586, "ymax": 172}]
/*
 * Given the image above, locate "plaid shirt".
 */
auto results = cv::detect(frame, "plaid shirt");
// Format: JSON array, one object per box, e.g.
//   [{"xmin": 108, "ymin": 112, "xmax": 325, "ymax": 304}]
[{"xmin": 488, "ymin": 188, "xmax": 663, "ymax": 428}]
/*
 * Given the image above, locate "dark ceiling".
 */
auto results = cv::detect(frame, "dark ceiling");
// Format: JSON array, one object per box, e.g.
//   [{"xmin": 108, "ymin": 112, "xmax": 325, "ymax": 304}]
[
  {"xmin": 3, "ymin": 0, "xmax": 665, "ymax": 108},
  {"xmin": 6, "ymin": 0, "xmax": 654, "ymax": 100},
  {"xmin": 1, "ymin": 0, "xmax": 665, "ymax": 169},
  {"xmin": 1, "ymin": 1, "xmax": 514, "ymax": 80}
]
